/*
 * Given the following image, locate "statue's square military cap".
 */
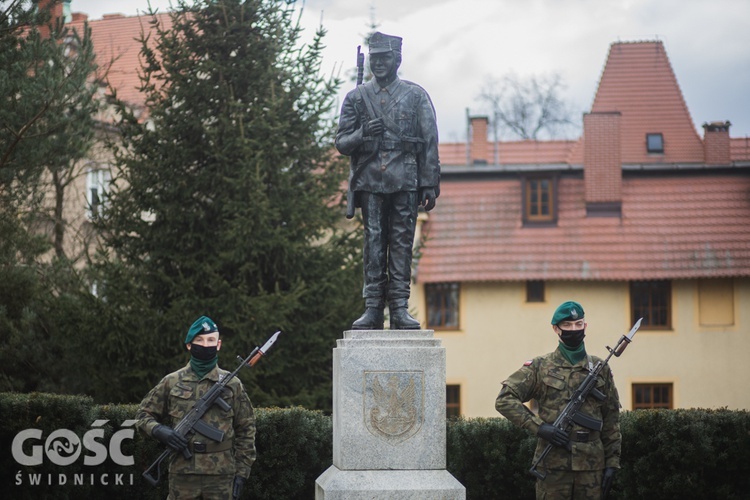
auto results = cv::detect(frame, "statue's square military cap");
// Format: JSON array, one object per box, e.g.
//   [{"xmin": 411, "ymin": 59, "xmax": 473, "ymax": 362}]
[
  {"xmin": 369, "ymin": 31, "xmax": 402, "ymax": 54},
  {"xmin": 551, "ymin": 301, "xmax": 585, "ymax": 325},
  {"xmin": 185, "ymin": 315, "xmax": 218, "ymax": 344}
]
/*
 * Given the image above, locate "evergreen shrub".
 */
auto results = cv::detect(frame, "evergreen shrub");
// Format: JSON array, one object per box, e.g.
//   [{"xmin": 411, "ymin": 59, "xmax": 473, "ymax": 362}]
[{"xmin": 2, "ymin": 393, "xmax": 749, "ymax": 499}]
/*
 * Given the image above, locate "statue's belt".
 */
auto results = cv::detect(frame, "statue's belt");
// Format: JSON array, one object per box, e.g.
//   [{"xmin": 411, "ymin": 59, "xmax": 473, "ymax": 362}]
[{"xmin": 360, "ymin": 138, "xmax": 424, "ymax": 153}]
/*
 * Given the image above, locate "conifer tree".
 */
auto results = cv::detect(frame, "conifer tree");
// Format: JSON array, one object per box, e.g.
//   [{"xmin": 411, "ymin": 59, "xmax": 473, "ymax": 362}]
[
  {"xmin": 93, "ymin": 0, "xmax": 361, "ymax": 409},
  {"xmin": 0, "ymin": 0, "xmax": 101, "ymax": 392}
]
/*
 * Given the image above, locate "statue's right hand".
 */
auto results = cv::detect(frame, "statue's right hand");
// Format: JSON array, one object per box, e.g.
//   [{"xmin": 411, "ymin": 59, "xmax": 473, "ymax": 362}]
[
  {"xmin": 152, "ymin": 424, "xmax": 188, "ymax": 453},
  {"xmin": 364, "ymin": 118, "xmax": 384, "ymax": 136}
]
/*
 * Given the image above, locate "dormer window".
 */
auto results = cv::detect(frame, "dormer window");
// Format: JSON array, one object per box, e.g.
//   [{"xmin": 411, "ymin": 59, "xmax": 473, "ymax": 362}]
[
  {"xmin": 646, "ymin": 133, "xmax": 664, "ymax": 154},
  {"xmin": 522, "ymin": 175, "xmax": 558, "ymax": 225}
]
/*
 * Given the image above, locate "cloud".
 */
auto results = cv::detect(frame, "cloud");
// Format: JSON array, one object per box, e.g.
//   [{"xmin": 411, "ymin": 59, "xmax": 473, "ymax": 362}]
[{"xmin": 70, "ymin": 0, "xmax": 750, "ymax": 139}]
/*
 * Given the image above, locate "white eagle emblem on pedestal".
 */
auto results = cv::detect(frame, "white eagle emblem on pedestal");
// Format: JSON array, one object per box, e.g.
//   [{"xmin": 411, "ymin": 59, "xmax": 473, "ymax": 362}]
[{"xmin": 364, "ymin": 371, "xmax": 423, "ymax": 444}]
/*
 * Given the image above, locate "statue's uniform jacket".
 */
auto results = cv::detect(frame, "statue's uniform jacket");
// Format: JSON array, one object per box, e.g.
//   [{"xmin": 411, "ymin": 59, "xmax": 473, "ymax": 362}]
[
  {"xmin": 336, "ymin": 77, "xmax": 440, "ymax": 198},
  {"xmin": 136, "ymin": 363, "xmax": 256, "ymax": 478},
  {"xmin": 495, "ymin": 348, "xmax": 622, "ymax": 471}
]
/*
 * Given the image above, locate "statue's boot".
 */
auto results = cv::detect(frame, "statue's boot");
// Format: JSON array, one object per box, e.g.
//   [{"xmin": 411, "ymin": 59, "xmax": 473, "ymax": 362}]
[
  {"xmin": 389, "ymin": 307, "xmax": 421, "ymax": 330},
  {"xmin": 352, "ymin": 307, "xmax": 384, "ymax": 330}
]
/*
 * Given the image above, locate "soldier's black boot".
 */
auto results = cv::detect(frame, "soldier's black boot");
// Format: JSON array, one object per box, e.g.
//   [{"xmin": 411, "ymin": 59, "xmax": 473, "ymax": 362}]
[
  {"xmin": 389, "ymin": 307, "xmax": 421, "ymax": 330},
  {"xmin": 352, "ymin": 307, "xmax": 385, "ymax": 330}
]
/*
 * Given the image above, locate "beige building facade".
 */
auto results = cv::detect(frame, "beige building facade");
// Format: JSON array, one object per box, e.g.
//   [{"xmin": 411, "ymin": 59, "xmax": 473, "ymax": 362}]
[
  {"xmin": 412, "ymin": 41, "xmax": 750, "ymax": 418},
  {"xmin": 412, "ymin": 278, "xmax": 750, "ymax": 417}
]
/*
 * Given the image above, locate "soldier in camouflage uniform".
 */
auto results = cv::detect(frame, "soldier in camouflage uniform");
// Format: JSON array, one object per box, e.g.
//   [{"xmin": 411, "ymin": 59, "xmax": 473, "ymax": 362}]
[
  {"xmin": 495, "ymin": 301, "xmax": 621, "ymax": 500},
  {"xmin": 136, "ymin": 316, "xmax": 256, "ymax": 500}
]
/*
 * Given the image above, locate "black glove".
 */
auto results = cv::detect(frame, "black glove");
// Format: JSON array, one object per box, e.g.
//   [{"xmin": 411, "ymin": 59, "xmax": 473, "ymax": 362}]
[
  {"xmin": 152, "ymin": 424, "xmax": 188, "ymax": 454},
  {"xmin": 601, "ymin": 467, "xmax": 616, "ymax": 499},
  {"xmin": 232, "ymin": 475, "xmax": 246, "ymax": 500},
  {"xmin": 419, "ymin": 187, "xmax": 437, "ymax": 211},
  {"xmin": 537, "ymin": 423, "xmax": 569, "ymax": 448}
]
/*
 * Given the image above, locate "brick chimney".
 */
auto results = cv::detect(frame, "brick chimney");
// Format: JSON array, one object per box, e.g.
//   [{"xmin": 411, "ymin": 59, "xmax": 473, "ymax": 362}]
[
  {"xmin": 469, "ymin": 116, "xmax": 489, "ymax": 165},
  {"xmin": 583, "ymin": 112, "xmax": 622, "ymax": 217},
  {"xmin": 703, "ymin": 121, "xmax": 731, "ymax": 166},
  {"xmin": 36, "ymin": 0, "xmax": 71, "ymax": 38},
  {"xmin": 38, "ymin": 0, "xmax": 71, "ymax": 23}
]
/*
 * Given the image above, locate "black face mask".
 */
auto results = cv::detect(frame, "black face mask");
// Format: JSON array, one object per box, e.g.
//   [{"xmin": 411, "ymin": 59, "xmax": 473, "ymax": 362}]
[
  {"xmin": 559, "ymin": 328, "xmax": 586, "ymax": 348},
  {"xmin": 190, "ymin": 343, "xmax": 218, "ymax": 361}
]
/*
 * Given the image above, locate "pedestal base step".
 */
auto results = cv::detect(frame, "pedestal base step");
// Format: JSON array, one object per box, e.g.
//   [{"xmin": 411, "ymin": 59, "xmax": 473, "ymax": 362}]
[{"xmin": 315, "ymin": 466, "xmax": 466, "ymax": 499}]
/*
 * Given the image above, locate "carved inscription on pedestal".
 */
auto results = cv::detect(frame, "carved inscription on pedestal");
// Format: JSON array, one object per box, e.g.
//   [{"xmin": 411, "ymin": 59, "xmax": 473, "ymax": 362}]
[{"xmin": 363, "ymin": 370, "xmax": 424, "ymax": 444}]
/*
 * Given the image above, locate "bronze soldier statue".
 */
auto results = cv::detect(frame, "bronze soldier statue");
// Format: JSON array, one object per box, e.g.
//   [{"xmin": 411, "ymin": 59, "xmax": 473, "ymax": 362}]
[{"xmin": 336, "ymin": 32, "xmax": 440, "ymax": 330}]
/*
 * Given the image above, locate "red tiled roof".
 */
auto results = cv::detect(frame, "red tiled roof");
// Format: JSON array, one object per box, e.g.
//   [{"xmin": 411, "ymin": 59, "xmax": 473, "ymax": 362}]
[
  {"xmin": 731, "ymin": 137, "xmax": 750, "ymax": 162},
  {"xmin": 420, "ymin": 40, "xmax": 750, "ymax": 283},
  {"xmin": 68, "ymin": 12, "xmax": 173, "ymax": 108},
  {"xmin": 572, "ymin": 41, "xmax": 706, "ymax": 165},
  {"xmin": 440, "ymin": 140, "xmax": 576, "ymax": 166},
  {"xmin": 446, "ymin": 41, "xmax": 732, "ymax": 168},
  {"xmin": 440, "ymin": 142, "xmax": 467, "ymax": 165},
  {"xmin": 417, "ymin": 175, "xmax": 750, "ymax": 282},
  {"xmin": 591, "ymin": 42, "xmax": 703, "ymax": 163}
]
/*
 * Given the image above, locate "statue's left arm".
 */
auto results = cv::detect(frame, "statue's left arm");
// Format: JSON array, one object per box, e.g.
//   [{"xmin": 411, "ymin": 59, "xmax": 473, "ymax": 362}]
[{"xmin": 416, "ymin": 89, "xmax": 440, "ymax": 196}]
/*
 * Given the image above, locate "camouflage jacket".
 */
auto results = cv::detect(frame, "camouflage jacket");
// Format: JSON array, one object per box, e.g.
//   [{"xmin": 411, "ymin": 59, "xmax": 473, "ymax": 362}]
[
  {"xmin": 136, "ymin": 363, "xmax": 256, "ymax": 478},
  {"xmin": 495, "ymin": 346, "xmax": 621, "ymax": 471}
]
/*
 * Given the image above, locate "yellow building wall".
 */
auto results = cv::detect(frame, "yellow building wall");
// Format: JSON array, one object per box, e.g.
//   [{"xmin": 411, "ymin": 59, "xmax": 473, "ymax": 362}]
[{"xmin": 411, "ymin": 278, "xmax": 750, "ymax": 418}]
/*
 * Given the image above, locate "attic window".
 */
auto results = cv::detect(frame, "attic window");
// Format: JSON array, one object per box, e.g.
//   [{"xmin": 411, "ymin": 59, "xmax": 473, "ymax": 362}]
[
  {"xmin": 523, "ymin": 176, "xmax": 557, "ymax": 225},
  {"xmin": 646, "ymin": 133, "xmax": 664, "ymax": 154}
]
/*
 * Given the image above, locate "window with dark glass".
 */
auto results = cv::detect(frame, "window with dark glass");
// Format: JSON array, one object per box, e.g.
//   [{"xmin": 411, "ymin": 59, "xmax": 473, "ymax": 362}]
[
  {"xmin": 633, "ymin": 383, "xmax": 673, "ymax": 409},
  {"xmin": 86, "ymin": 167, "xmax": 111, "ymax": 219},
  {"xmin": 425, "ymin": 282, "xmax": 460, "ymax": 329},
  {"xmin": 526, "ymin": 280, "xmax": 545, "ymax": 302},
  {"xmin": 523, "ymin": 176, "xmax": 556, "ymax": 223},
  {"xmin": 646, "ymin": 133, "xmax": 664, "ymax": 153},
  {"xmin": 630, "ymin": 280, "xmax": 671, "ymax": 329},
  {"xmin": 446, "ymin": 385, "xmax": 461, "ymax": 418}
]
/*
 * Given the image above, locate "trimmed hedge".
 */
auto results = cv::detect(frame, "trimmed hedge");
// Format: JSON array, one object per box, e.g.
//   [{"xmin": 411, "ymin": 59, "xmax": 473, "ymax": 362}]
[
  {"xmin": 616, "ymin": 408, "xmax": 750, "ymax": 500},
  {"xmin": 446, "ymin": 416, "xmax": 536, "ymax": 499},
  {"xmin": 2, "ymin": 393, "xmax": 749, "ymax": 499},
  {"xmin": 1, "ymin": 393, "xmax": 331, "ymax": 500}
]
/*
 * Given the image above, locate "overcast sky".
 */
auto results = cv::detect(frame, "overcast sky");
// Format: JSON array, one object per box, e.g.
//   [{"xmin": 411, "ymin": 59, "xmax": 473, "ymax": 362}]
[{"xmin": 70, "ymin": 0, "xmax": 750, "ymax": 142}]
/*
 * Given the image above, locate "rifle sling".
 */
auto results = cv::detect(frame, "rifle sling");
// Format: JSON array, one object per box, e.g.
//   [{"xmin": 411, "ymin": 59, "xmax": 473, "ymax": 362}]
[{"xmin": 357, "ymin": 83, "xmax": 420, "ymax": 145}]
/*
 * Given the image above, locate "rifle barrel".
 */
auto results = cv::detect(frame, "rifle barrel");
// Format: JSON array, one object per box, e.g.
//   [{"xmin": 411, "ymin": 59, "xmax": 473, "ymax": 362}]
[{"xmin": 356, "ymin": 45, "xmax": 364, "ymax": 86}]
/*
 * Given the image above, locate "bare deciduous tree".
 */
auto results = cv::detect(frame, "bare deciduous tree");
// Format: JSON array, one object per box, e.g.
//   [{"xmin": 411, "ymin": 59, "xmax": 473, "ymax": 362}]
[{"xmin": 477, "ymin": 72, "xmax": 580, "ymax": 144}]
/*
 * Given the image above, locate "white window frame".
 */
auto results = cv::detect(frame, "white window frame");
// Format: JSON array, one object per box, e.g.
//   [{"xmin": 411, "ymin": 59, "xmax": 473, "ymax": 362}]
[{"xmin": 86, "ymin": 166, "xmax": 111, "ymax": 219}]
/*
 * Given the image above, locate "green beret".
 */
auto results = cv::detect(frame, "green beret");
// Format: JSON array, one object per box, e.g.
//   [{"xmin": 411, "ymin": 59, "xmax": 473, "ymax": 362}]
[
  {"xmin": 185, "ymin": 315, "xmax": 218, "ymax": 344},
  {"xmin": 551, "ymin": 301, "xmax": 585, "ymax": 325}
]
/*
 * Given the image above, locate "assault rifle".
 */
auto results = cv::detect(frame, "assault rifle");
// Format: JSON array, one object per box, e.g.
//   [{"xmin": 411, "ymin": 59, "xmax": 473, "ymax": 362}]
[
  {"xmin": 356, "ymin": 44, "xmax": 365, "ymax": 86},
  {"xmin": 345, "ymin": 45, "xmax": 366, "ymax": 219},
  {"xmin": 142, "ymin": 331, "xmax": 281, "ymax": 486},
  {"xmin": 529, "ymin": 318, "xmax": 642, "ymax": 481}
]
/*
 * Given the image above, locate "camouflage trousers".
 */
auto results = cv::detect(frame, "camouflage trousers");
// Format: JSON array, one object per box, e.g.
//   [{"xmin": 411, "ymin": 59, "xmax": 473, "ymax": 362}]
[
  {"xmin": 168, "ymin": 474, "xmax": 234, "ymax": 500},
  {"xmin": 535, "ymin": 469, "xmax": 604, "ymax": 500}
]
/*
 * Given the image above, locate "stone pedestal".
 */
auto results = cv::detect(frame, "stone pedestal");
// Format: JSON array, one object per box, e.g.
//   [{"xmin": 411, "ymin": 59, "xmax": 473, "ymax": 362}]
[{"xmin": 315, "ymin": 330, "xmax": 465, "ymax": 499}]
